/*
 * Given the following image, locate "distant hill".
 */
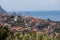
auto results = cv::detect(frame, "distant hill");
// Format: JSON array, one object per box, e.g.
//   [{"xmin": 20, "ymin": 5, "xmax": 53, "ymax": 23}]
[{"xmin": 0, "ymin": 6, "xmax": 7, "ymax": 14}]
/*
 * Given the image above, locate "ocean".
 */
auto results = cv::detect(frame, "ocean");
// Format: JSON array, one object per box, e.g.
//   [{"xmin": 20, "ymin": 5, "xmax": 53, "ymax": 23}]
[{"xmin": 15, "ymin": 11, "xmax": 60, "ymax": 21}]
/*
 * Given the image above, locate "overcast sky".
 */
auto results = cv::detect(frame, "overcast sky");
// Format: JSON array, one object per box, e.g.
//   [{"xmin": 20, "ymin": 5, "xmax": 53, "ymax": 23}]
[{"xmin": 0, "ymin": 0, "xmax": 60, "ymax": 11}]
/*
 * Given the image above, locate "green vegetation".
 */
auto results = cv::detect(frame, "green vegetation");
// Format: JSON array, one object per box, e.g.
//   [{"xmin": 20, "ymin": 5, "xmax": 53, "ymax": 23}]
[
  {"xmin": 0, "ymin": 27, "xmax": 9, "ymax": 40},
  {"xmin": 6, "ymin": 31, "xmax": 60, "ymax": 40}
]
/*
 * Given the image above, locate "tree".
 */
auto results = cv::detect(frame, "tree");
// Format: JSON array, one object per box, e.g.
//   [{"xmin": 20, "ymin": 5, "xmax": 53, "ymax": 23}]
[{"xmin": 0, "ymin": 26, "xmax": 9, "ymax": 40}]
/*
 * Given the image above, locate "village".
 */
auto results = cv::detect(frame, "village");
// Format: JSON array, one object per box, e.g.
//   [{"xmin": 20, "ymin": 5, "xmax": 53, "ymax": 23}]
[{"xmin": 0, "ymin": 6, "xmax": 60, "ymax": 33}]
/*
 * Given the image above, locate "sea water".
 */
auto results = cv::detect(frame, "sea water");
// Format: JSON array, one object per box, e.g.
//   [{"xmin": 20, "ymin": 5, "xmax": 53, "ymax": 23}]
[{"xmin": 17, "ymin": 11, "xmax": 60, "ymax": 21}]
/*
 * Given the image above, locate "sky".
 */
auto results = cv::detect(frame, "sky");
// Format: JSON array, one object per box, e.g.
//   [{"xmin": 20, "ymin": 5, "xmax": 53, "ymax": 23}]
[{"xmin": 0, "ymin": 0, "xmax": 60, "ymax": 11}]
